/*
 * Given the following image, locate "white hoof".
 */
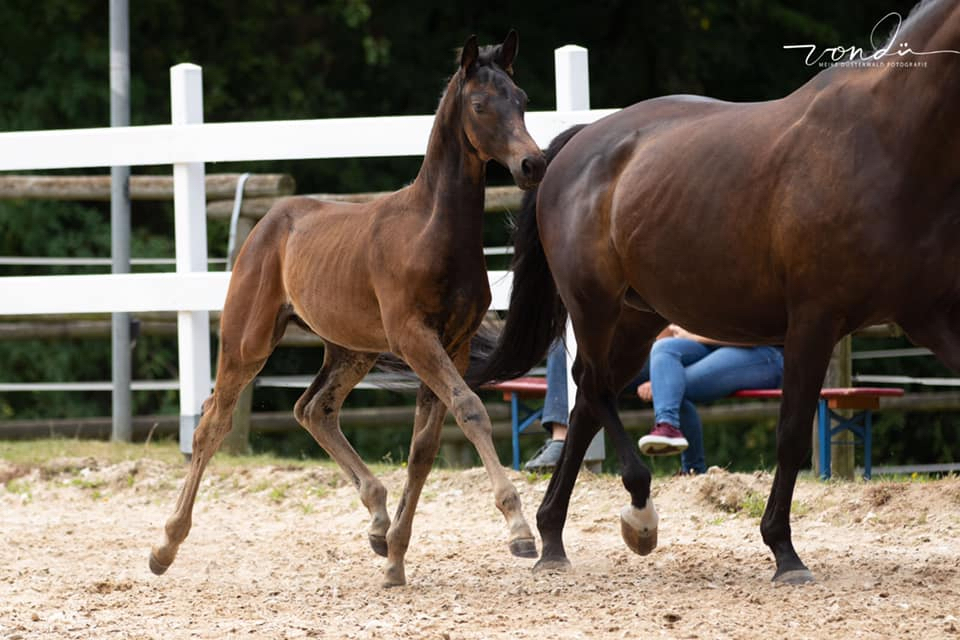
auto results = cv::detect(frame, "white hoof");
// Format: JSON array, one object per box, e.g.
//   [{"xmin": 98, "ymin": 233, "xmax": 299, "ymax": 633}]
[{"xmin": 620, "ymin": 500, "xmax": 659, "ymax": 556}]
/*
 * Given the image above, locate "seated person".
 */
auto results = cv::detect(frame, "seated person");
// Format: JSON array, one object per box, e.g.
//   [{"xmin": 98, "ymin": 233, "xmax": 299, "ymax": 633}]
[
  {"xmin": 523, "ymin": 340, "xmax": 568, "ymax": 471},
  {"xmin": 637, "ymin": 325, "xmax": 784, "ymax": 475}
]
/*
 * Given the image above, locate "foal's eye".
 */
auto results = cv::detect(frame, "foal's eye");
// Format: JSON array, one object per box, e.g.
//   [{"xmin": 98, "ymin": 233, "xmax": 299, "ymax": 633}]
[{"xmin": 471, "ymin": 99, "xmax": 486, "ymax": 113}]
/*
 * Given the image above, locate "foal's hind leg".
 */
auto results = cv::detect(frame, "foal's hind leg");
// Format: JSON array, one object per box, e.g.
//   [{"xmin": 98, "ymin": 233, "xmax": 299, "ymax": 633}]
[
  {"xmin": 292, "ymin": 345, "xmax": 389, "ymax": 557},
  {"xmin": 149, "ymin": 349, "xmax": 270, "ymax": 575},
  {"xmin": 396, "ymin": 326, "xmax": 536, "ymax": 559},
  {"xmin": 382, "ymin": 382, "xmax": 446, "ymax": 586},
  {"xmin": 150, "ymin": 238, "xmax": 292, "ymax": 575}
]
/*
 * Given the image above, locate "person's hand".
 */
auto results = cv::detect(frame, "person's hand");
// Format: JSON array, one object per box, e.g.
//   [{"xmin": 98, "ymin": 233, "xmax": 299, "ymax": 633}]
[
  {"xmin": 636, "ymin": 381, "xmax": 653, "ymax": 402},
  {"xmin": 668, "ymin": 324, "xmax": 696, "ymax": 340}
]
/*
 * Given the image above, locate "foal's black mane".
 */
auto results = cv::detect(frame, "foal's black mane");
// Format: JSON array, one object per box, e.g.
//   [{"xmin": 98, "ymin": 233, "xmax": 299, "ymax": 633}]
[
  {"xmin": 455, "ymin": 43, "xmax": 513, "ymax": 73},
  {"xmin": 435, "ymin": 43, "xmax": 515, "ymax": 108}
]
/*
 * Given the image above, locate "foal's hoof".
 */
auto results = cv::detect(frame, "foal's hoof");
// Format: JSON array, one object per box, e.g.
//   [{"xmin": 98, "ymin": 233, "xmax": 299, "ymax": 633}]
[
  {"xmin": 533, "ymin": 556, "xmax": 572, "ymax": 573},
  {"xmin": 620, "ymin": 501, "xmax": 659, "ymax": 556},
  {"xmin": 148, "ymin": 549, "xmax": 172, "ymax": 576},
  {"xmin": 773, "ymin": 568, "xmax": 815, "ymax": 585},
  {"xmin": 509, "ymin": 537, "xmax": 538, "ymax": 558},
  {"xmin": 382, "ymin": 565, "xmax": 406, "ymax": 588},
  {"xmin": 369, "ymin": 534, "xmax": 388, "ymax": 558}
]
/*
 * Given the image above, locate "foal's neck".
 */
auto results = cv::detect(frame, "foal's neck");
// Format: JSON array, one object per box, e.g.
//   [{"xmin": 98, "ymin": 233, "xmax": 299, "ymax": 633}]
[{"xmin": 411, "ymin": 75, "xmax": 487, "ymax": 227}]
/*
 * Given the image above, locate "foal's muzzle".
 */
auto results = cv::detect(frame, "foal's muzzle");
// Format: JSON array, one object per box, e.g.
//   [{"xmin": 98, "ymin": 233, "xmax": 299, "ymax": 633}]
[{"xmin": 514, "ymin": 152, "xmax": 546, "ymax": 190}]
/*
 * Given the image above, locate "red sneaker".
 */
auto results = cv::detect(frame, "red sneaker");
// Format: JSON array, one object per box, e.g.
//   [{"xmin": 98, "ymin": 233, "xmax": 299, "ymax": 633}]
[{"xmin": 638, "ymin": 422, "xmax": 689, "ymax": 456}]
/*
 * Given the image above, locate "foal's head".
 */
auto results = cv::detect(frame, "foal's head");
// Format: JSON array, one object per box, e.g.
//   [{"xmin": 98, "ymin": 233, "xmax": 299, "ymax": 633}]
[{"xmin": 456, "ymin": 31, "xmax": 545, "ymax": 190}]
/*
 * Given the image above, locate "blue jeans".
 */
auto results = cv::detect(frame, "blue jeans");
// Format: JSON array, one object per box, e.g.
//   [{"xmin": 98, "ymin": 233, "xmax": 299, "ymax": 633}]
[
  {"xmin": 542, "ymin": 340, "xmax": 569, "ymax": 432},
  {"xmin": 644, "ymin": 339, "xmax": 784, "ymax": 474}
]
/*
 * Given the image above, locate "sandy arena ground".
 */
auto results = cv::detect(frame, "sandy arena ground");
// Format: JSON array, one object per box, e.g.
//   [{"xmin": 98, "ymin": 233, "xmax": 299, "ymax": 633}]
[{"xmin": 1, "ymin": 456, "xmax": 959, "ymax": 639}]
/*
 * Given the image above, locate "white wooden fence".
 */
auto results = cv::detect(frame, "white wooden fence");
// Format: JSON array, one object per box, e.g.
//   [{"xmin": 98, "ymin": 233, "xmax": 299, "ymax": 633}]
[{"xmin": 0, "ymin": 45, "xmax": 615, "ymax": 457}]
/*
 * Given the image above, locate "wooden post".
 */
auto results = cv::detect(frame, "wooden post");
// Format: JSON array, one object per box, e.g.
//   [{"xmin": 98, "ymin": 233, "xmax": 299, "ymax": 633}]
[{"xmin": 813, "ymin": 335, "xmax": 854, "ymax": 479}]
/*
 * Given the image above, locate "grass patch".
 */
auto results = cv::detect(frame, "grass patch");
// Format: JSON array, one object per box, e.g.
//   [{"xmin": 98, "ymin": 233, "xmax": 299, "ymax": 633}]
[
  {"xmin": 268, "ymin": 485, "xmax": 288, "ymax": 503},
  {"xmin": 70, "ymin": 477, "xmax": 106, "ymax": 490},
  {"xmin": 0, "ymin": 438, "xmax": 360, "ymax": 474},
  {"xmin": 0, "ymin": 438, "xmax": 184, "ymax": 466},
  {"xmin": 738, "ymin": 491, "xmax": 767, "ymax": 519},
  {"xmin": 5, "ymin": 478, "xmax": 33, "ymax": 502}
]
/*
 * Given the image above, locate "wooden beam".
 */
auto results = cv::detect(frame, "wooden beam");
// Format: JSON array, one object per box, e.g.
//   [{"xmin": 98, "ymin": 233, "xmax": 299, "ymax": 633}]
[
  {"xmin": 0, "ymin": 391, "xmax": 953, "ymax": 441},
  {"xmin": 204, "ymin": 185, "xmax": 524, "ymax": 219},
  {"xmin": 0, "ymin": 173, "xmax": 295, "ymax": 201}
]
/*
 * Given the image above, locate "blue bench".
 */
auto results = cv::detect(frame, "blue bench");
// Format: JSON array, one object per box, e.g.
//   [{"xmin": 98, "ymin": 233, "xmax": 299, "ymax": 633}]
[
  {"xmin": 491, "ymin": 378, "xmax": 904, "ymax": 477},
  {"xmin": 732, "ymin": 387, "xmax": 904, "ymax": 479}
]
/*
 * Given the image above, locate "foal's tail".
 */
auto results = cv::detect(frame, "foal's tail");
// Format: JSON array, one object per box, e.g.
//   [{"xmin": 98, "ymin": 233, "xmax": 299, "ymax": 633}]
[{"xmin": 466, "ymin": 124, "xmax": 586, "ymax": 387}]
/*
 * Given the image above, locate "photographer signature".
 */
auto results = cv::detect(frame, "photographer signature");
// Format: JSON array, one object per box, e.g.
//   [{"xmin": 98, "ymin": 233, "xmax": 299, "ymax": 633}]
[{"xmin": 784, "ymin": 11, "xmax": 960, "ymax": 66}]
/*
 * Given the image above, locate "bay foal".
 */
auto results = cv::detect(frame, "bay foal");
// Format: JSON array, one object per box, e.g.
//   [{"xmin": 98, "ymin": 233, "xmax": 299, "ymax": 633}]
[{"xmin": 150, "ymin": 31, "xmax": 545, "ymax": 587}]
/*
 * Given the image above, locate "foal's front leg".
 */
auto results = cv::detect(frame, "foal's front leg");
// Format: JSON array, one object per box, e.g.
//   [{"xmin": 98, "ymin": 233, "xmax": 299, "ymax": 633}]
[
  {"xmin": 397, "ymin": 327, "xmax": 537, "ymax": 559},
  {"xmin": 382, "ymin": 383, "xmax": 446, "ymax": 586}
]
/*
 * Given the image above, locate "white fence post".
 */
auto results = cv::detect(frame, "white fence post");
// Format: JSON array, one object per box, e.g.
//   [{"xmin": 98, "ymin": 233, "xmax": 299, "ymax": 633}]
[
  {"xmin": 555, "ymin": 45, "xmax": 605, "ymax": 470},
  {"xmin": 171, "ymin": 63, "xmax": 211, "ymax": 457},
  {"xmin": 555, "ymin": 45, "xmax": 590, "ymax": 111}
]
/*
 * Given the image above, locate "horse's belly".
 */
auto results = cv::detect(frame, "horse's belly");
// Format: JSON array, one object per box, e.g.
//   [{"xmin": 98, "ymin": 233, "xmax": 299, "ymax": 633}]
[
  {"xmin": 659, "ymin": 298, "xmax": 789, "ymax": 344},
  {"xmin": 288, "ymin": 286, "xmax": 390, "ymax": 352},
  {"xmin": 630, "ymin": 263, "xmax": 790, "ymax": 343}
]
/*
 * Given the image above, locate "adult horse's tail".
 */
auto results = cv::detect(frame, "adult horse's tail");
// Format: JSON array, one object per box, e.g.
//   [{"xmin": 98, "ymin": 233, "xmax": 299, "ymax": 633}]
[{"xmin": 467, "ymin": 124, "xmax": 586, "ymax": 387}]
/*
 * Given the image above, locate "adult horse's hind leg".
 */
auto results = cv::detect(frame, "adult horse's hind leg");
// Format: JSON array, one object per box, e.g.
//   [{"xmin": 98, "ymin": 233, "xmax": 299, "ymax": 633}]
[
  {"xmin": 382, "ymin": 382, "xmax": 446, "ymax": 586},
  {"xmin": 536, "ymin": 309, "xmax": 665, "ymax": 571},
  {"xmin": 535, "ymin": 388, "xmax": 600, "ymax": 571},
  {"xmin": 292, "ymin": 345, "xmax": 389, "ymax": 557},
  {"xmin": 396, "ymin": 325, "xmax": 536, "ymax": 559}
]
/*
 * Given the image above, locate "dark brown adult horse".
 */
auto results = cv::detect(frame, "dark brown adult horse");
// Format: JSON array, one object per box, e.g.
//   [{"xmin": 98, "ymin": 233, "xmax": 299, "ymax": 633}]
[
  {"xmin": 149, "ymin": 31, "xmax": 545, "ymax": 587},
  {"xmin": 471, "ymin": 1, "xmax": 960, "ymax": 584}
]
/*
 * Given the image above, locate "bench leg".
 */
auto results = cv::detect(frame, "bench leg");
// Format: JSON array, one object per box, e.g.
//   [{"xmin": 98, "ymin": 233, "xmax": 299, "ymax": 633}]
[
  {"xmin": 511, "ymin": 395, "xmax": 521, "ymax": 471},
  {"xmin": 818, "ymin": 398, "xmax": 831, "ymax": 480},
  {"xmin": 863, "ymin": 410, "xmax": 873, "ymax": 480},
  {"xmin": 819, "ymin": 405, "xmax": 875, "ymax": 481}
]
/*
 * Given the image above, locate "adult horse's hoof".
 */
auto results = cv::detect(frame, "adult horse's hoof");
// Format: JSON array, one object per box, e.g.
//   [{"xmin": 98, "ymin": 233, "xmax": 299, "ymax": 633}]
[
  {"xmin": 369, "ymin": 534, "xmax": 388, "ymax": 557},
  {"xmin": 509, "ymin": 537, "xmax": 538, "ymax": 558},
  {"xmin": 620, "ymin": 501, "xmax": 659, "ymax": 556},
  {"xmin": 773, "ymin": 568, "xmax": 815, "ymax": 585},
  {"xmin": 533, "ymin": 556, "xmax": 572, "ymax": 573},
  {"xmin": 148, "ymin": 549, "xmax": 171, "ymax": 576}
]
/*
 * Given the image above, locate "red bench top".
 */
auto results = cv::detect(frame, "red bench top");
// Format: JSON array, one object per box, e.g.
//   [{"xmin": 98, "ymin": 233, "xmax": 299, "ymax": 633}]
[
  {"xmin": 486, "ymin": 377, "xmax": 905, "ymax": 401},
  {"xmin": 484, "ymin": 376, "xmax": 548, "ymax": 396},
  {"xmin": 732, "ymin": 387, "xmax": 904, "ymax": 399}
]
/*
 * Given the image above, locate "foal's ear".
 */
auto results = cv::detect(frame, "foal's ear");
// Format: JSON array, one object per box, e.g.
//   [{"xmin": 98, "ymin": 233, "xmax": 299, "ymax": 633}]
[
  {"xmin": 460, "ymin": 34, "xmax": 479, "ymax": 74},
  {"xmin": 498, "ymin": 29, "xmax": 519, "ymax": 75}
]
